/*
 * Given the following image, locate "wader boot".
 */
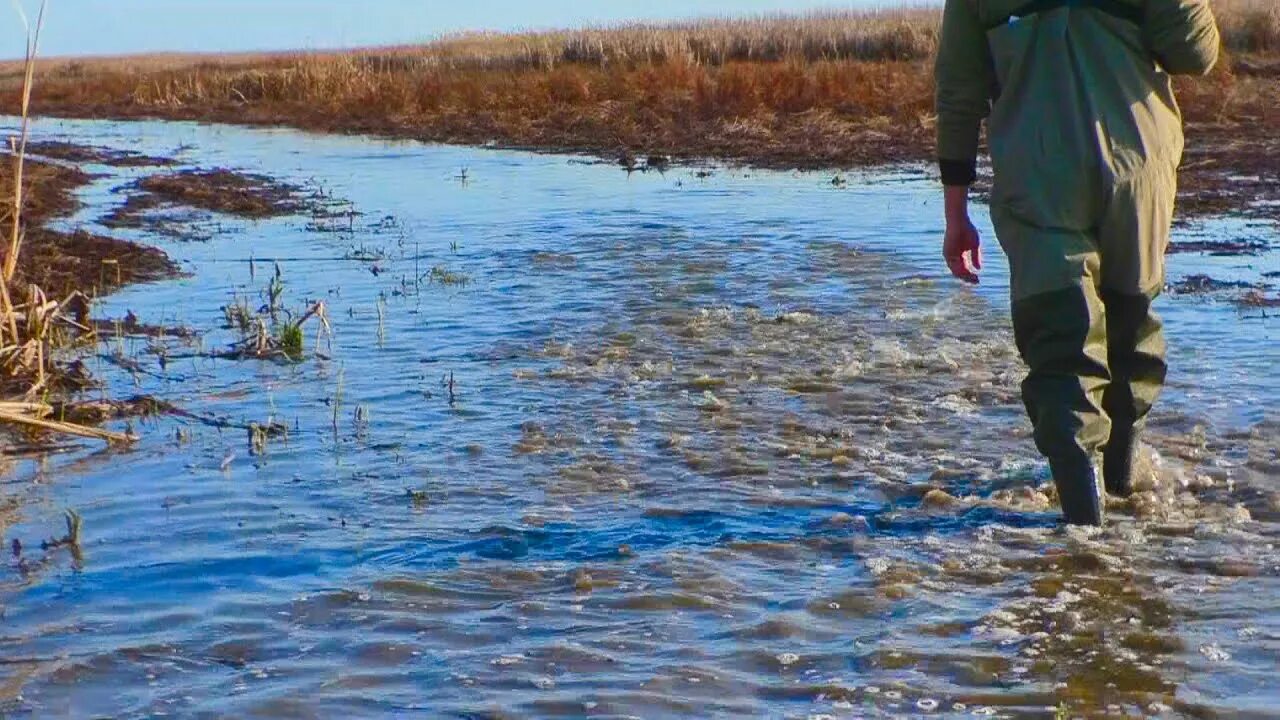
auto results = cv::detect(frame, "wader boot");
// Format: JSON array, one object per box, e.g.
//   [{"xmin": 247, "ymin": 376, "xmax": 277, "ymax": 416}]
[
  {"xmin": 1049, "ymin": 454, "xmax": 1105, "ymax": 526},
  {"xmin": 1100, "ymin": 290, "xmax": 1168, "ymax": 496},
  {"xmin": 1103, "ymin": 432, "xmax": 1142, "ymax": 497},
  {"xmin": 1009, "ymin": 251, "xmax": 1111, "ymax": 527}
]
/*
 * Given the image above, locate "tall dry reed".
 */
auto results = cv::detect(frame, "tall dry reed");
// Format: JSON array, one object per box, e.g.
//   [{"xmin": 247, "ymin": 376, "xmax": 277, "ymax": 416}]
[
  {"xmin": 1, "ymin": 0, "xmax": 47, "ymax": 346},
  {"xmin": 0, "ymin": 1, "xmax": 131, "ymax": 443}
]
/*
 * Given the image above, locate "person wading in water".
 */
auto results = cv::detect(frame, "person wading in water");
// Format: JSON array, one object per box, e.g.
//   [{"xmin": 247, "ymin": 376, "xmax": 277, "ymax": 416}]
[{"xmin": 934, "ymin": 0, "xmax": 1220, "ymax": 525}]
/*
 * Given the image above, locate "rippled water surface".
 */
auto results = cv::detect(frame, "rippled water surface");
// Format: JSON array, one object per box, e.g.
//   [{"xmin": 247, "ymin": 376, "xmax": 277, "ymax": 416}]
[{"xmin": 2, "ymin": 118, "xmax": 1278, "ymax": 719}]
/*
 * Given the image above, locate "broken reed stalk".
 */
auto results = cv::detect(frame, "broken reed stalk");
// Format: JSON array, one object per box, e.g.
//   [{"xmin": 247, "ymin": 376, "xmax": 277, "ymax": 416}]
[
  {"xmin": 0, "ymin": 263, "xmax": 14, "ymax": 343},
  {"xmin": 0, "ymin": 408, "xmax": 131, "ymax": 443}
]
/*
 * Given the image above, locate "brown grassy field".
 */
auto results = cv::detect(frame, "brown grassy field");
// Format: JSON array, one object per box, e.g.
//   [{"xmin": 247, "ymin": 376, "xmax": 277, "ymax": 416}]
[{"xmin": 2, "ymin": 2, "xmax": 1278, "ymax": 217}]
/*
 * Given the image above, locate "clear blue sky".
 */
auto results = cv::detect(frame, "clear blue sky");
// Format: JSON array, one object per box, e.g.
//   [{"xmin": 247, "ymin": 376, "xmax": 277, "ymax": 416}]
[{"xmin": 8, "ymin": 1, "xmax": 918, "ymax": 59}]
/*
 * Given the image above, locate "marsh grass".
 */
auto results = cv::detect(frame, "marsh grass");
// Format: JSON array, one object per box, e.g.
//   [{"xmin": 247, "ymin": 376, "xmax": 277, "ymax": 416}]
[
  {"xmin": 23, "ymin": 139, "xmax": 177, "ymax": 168},
  {"xmin": 40, "ymin": 508, "xmax": 81, "ymax": 549},
  {"xmin": 222, "ymin": 294, "xmax": 254, "ymax": 333},
  {"xmin": 1216, "ymin": 0, "xmax": 1280, "ymax": 53},
  {"xmin": 266, "ymin": 263, "xmax": 285, "ymax": 319},
  {"xmin": 3, "ymin": 9, "xmax": 943, "ymax": 170},
  {"xmin": 406, "ymin": 487, "xmax": 429, "ymax": 508},
  {"xmin": 104, "ymin": 169, "xmax": 316, "ymax": 233},
  {"xmin": 352, "ymin": 403, "xmax": 370, "ymax": 439},
  {"xmin": 226, "ymin": 299, "xmax": 330, "ymax": 362},
  {"xmin": 331, "ymin": 364, "xmax": 345, "ymax": 437},
  {"xmin": 248, "ymin": 420, "xmax": 287, "ymax": 456},
  {"xmin": 376, "ymin": 295, "xmax": 386, "ymax": 346},
  {"xmin": 276, "ymin": 321, "xmax": 304, "ymax": 359},
  {"xmin": 6, "ymin": 2, "xmax": 1274, "ymax": 175},
  {"xmin": 219, "ymin": 266, "xmax": 332, "ymax": 362},
  {"xmin": 416, "ymin": 8, "xmax": 941, "ymax": 69}
]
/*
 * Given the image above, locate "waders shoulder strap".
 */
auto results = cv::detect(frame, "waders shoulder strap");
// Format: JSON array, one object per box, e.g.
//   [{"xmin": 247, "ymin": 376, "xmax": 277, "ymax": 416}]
[{"xmin": 985, "ymin": 0, "xmax": 1144, "ymax": 29}]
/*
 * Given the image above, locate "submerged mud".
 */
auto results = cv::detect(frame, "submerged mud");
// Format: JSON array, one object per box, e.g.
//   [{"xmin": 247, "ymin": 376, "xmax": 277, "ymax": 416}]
[
  {"xmin": 103, "ymin": 168, "xmax": 324, "ymax": 233},
  {"xmin": 1, "ymin": 156, "xmax": 179, "ymax": 296},
  {"xmin": 26, "ymin": 139, "xmax": 178, "ymax": 168},
  {"xmin": 20, "ymin": 227, "xmax": 178, "ymax": 298},
  {"xmin": 0, "ymin": 118, "xmax": 1277, "ymax": 719}
]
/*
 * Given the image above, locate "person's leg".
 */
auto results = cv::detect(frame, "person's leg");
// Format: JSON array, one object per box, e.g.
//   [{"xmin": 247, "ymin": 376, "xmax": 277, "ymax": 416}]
[
  {"xmin": 992, "ymin": 211, "xmax": 1111, "ymax": 525},
  {"xmin": 1097, "ymin": 166, "xmax": 1177, "ymax": 496},
  {"xmin": 1098, "ymin": 291, "xmax": 1166, "ymax": 496}
]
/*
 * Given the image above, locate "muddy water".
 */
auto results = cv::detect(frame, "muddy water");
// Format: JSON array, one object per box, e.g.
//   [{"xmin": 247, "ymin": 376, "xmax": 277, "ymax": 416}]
[{"xmin": 1, "ymin": 117, "xmax": 1278, "ymax": 719}]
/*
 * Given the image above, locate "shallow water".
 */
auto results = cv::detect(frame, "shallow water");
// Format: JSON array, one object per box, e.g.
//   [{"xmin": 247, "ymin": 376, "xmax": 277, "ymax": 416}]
[{"xmin": 1, "ymin": 117, "xmax": 1278, "ymax": 719}]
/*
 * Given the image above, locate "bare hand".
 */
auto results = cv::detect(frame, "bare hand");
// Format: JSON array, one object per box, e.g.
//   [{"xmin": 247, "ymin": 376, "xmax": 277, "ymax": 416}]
[{"xmin": 943, "ymin": 219, "xmax": 982, "ymax": 284}]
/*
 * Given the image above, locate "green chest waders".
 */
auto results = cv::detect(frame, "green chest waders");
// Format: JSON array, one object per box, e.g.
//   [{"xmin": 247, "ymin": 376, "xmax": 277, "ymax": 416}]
[{"xmin": 981, "ymin": 0, "xmax": 1178, "ymax": 525}]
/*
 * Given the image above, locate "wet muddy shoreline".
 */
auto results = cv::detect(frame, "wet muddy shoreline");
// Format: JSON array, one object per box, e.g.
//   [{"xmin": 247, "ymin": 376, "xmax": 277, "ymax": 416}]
[
  {"xmin": 23, "ymin": 134, "xmax": 1280, "ymax": 310},
  {"xmin": 0, "ymin": 117, "xmax": 1276, "ymax": 718},
  {"xmin": 18, "ymin": 93, "xmax": 1280, "ymax": 230}
]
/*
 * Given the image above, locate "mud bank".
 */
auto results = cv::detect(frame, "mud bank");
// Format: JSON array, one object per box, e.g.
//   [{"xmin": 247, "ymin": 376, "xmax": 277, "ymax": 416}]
[{"xmin": 2, "ymin": 155, "xmax": 178, "ymax": 295}]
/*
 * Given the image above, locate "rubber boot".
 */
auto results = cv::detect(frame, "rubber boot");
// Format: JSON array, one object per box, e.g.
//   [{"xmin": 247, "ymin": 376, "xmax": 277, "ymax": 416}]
[
  {"xmin": 1103, "ymin": 425, "xmax": 1141, "ymax": 497},
  {"xmin": 1049, "ymin": 454, "xmax": 1104, "ymax": 526}
]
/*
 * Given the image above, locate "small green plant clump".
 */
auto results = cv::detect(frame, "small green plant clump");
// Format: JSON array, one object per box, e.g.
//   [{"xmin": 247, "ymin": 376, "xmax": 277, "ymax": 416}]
[
  {"xmin": 41, "ymin": 509, "xmax": 82, "ymax": 550},
  {"xmin": 221, "ymin": 264, "xmax": 332, "ymax": 362},
  {"xmin": 277, "ymin": 322, "xmax": 304, "ymax": 360}
]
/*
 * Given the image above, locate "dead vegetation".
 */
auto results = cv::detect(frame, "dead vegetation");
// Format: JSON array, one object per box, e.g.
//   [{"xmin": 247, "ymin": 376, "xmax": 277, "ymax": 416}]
[
  {"xmin": 221, "ymin": 297, "xmax": 332, "ymax": 362},
  {"xmin": 0, "ymin": 154, "xmax": 202, "ymax": 288},
  {"xmin": 1214, "ymin": 0, "xmax": 1280, "ymax": 54},
  {"xmin": 383, "ymin": 9, "xmax": 941, "ymax": 68},
  {"xmin": 0, "ymin": 157, "xmax": 179, "ymax": 343},
  {"xmin": 0, "ymin": 4, "xmax": 177, "ymax": 445},
  {"xmin": 103, "ymin": 168, "xmax": 312, "ymax": 230},
  {"xmin": 131, "ymin": 169, "xmax": 307, "ymax": 217},
  {"xmin": 2, "ymin": 3, "xmax": 1276, "ymax": 219},
  {"xmin": 21, "ymin": 224, "xmax": 178, "ymax": 297}
]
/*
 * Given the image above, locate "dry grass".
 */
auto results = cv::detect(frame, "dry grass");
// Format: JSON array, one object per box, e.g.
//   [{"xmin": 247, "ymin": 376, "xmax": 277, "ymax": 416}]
[
  {"xmin": 1215, "ymin": 0, "xmax": 1280, "ymax": 53},
  {"xmin": 23, "ymin": 139, "xmax": 177, "ymax": 167},
  {"xmin": 0, "ymin": 154, "xmax": 174, "ymax": 438},
  {"xmin": 3, "ymin": 10, "xmax": 942, "ymax": 169},
  {"xmin": 0, "ymin": 9, "xmax": 939, "ymax": 170},
  {"xmin": 132, "ymin": 169, "xmax": 306, "ymax": 217},
  {"xmin": 0, "ymin": 8, "xmax": 940, "ymax": 79},
  {"xmin": 0, "ymin": 3, "xmax": 1276, "ymax": 185},
  {"xmin": 0, "ymin": 158, "xmax": 175, "ymax": 298},
  {"xmin": 0, "ymin": 0, "xmax": 59, "ymax": 402},
  {"xmin": 394, "ymin": 9, "xmax": 942, "ymax": 69},
  {"xmin": 2, "ymin": 13, "xmax": 944, "ymax": 168},
  {"xmin": 0, "ymin": 158, "xmax": 86, "ymax": 227}
]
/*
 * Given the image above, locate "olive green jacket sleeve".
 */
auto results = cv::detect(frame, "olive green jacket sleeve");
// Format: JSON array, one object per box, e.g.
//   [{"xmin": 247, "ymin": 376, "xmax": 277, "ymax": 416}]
[
  {"xmin": 934, "ymin": 0, "xmax": 995, "ymax": 186},
  {"xmin": 1145, "ymin": 0, "xmax": 1220, "ymax": 75}
]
